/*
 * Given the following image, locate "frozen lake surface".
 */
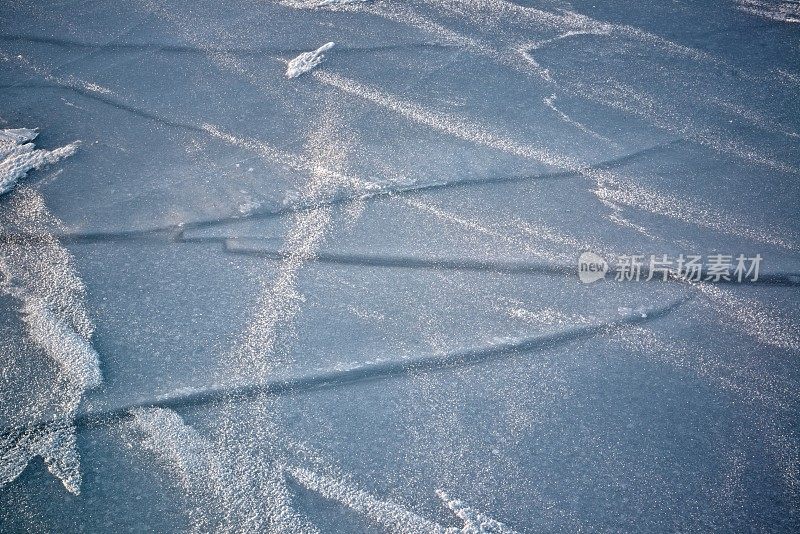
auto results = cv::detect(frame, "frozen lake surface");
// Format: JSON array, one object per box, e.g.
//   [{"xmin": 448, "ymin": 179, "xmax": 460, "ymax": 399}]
[{"xmin": 1, "ymin": 0, "xmax": 799, "ymax": 532}]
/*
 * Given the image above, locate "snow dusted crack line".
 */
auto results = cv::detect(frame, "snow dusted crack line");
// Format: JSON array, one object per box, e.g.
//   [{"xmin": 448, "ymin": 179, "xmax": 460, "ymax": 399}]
[
  {"xmin": 284, "ymin": 0, "xmax": 797, "ymax": 175},
  {"xmin": 0, "ymin": 49, "xmax": 114, "ymax": 96},
  {"xmin": 52, "ymin": 136, "xmax": 685, "ymax": 244},
  {"xmin": 0, "ymin": 34, "xmax": 447, "ymax": 55},
  {"xmin": 217, "ymin": 239, "xmax": 800, "ymax": 286},
  {"xmin": 312, "ymin": 70, "xmax": 800, "ymax": 250},
  {"xmin": 0, "ymin": 295, "xmax": 690, "ymax": 435}
]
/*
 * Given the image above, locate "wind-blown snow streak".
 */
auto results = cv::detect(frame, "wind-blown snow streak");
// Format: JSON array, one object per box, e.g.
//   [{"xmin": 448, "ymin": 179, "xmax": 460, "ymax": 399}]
[
  {"xmin": 710, "ymin": 98, "xmax": 800, "ymax": 140},
  {"xmin": 609, "ymin": 322, "xmax": 795, "ymax": 411},
  {"xmin": 134, "ymin": 408, "xmax": 526, "ymax": 532},
  {"xmin": 591, "ymin": 177, "xmax": 800, "ymax": 250},
  {"xmin": 607, "ymin": 320, "xmax": 800, "ymax": 501},
  {"xmin": 316, "ymin": 0, "xmax": 367, "ymax": 5},
  {"xmin": 286, "ymin": 42, "xmax": 335, "ymax": 78},
  {"xmin": 123, "ymin": 108, "xmax": 362, "ymax": 533},
  {"xmin": 410, "ymin": 0, "xmax": 767, "ymax": 76},
  {"xmin": 289, "ymin": 467, "xmax": 523, "ymax": 532},
  {"xmin": 402, "ymin": 197, "xmax": 616, "ymax": 265},
  {"xmin": 225, "ymin": 106, "xmax": 367, "ymax": 376},
  {"xmin": 126, "ymin": 407, "xmax": 316, "ymax": 533},
  {"xmin": 201, "ymin": 107, "xmax": 371, "ymax": 531},
  {"xmin": 0, "ymin": 50, "xmax": 115, "ymax": 97},
  {"xmin": 288, "ymin": 466, "xmax": 448, "ymax": 532},
  {"xmin": 201, "ymin": 123, "xmax": 386, "ymax": 200},
  {"xmin": 291, "ymin": 0, "xmax": 368, "ymax": 6},
  {"xmin": 735, "ymin": 0, "xmax": 800, "ymax": 22},
  {"xmin": 508, "ymin": 305, "xmax": 597, "ymax": 328},
  {"xmin": 561, "ymin": 77, "xmax": 798, "ymax": 175},
  {"xmin": 315, "ymin": 71, "xmax": 798, "ymax": 250},
  {"xmin": 437, "ymin": 489, "xmax": 520, "ymax": 533},
  {"xmin": 287, "ymin": 0, "xmax": 795, "ymax": 173},
  {"xmin": 281, "ymin": 0, "xmax": 483, "ymax": 50},
  {"xmin": 314, "ymin": 70, "xmax": 587, "ymax": 170},
  {"xmin": 0, "ymin": 128, "xmax": 78, "ymax": 196},
  {"xmin": 0, "ymin": 146, "xmax": 99, "ymax": 494}
]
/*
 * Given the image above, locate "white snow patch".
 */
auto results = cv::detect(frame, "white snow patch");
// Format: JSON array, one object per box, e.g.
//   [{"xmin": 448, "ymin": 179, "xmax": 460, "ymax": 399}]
[
  {"xmin": 286, "ymin": 42, "xmax": 335, "ymax": 79},
  {"xmin": 0, "ymin": 156, "xmax": 98, "ymax": 496},
  {"xmin": 0, "ymin": 128, "xmax": 78, "ymax": 196},
  {"xmin": 508, "ymin": 306, "xmax": 596, "ymax": 327},
  {"xmin": 710, "ymin": 98, "xmax": 800, "ymax": 139},
  {"xmin": 0, "ymin": 421, "xmax": 81, "ymax": 495},
  {"xmin": 19, "ymin": 296, "xmax": 102, "ymax": 390}
]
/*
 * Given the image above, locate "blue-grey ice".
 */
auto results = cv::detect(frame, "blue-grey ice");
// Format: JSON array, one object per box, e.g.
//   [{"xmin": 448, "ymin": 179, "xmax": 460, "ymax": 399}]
[{"xmin": 0, "ymin": 0, "xmax": 798, "ymax": 532}]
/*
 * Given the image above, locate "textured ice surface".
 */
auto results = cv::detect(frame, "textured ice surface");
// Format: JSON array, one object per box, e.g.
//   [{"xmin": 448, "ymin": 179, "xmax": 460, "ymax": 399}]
[{"xmin": 1, "ymin": 0, "xmax": 799, "ymax": 531}]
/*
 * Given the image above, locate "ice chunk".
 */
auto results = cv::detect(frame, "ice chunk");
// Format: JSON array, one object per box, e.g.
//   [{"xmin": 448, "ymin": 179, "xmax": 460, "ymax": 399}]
[
  {"xmin": 286, "ymin": 42, "xmax": 335, "ymax": 79},
  {"xmin": 0, "ymin": 128, "xmax": 38, "ymax": 155}
]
